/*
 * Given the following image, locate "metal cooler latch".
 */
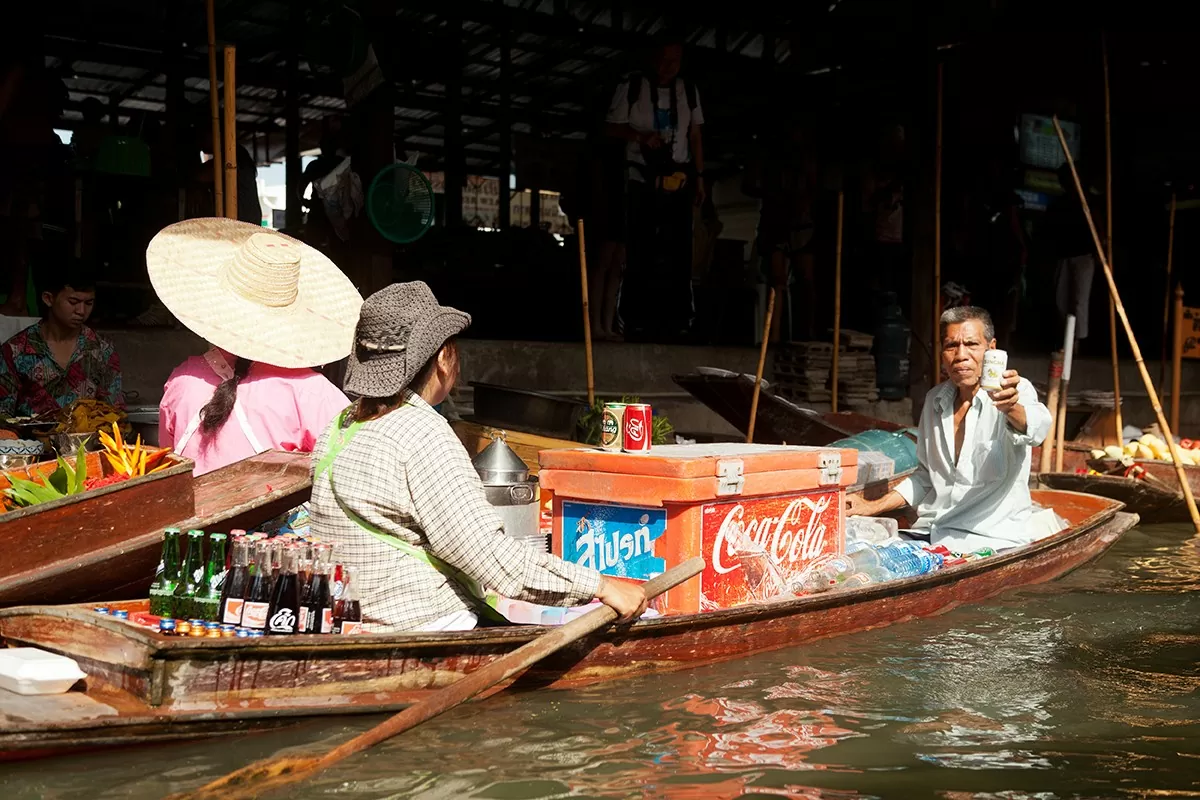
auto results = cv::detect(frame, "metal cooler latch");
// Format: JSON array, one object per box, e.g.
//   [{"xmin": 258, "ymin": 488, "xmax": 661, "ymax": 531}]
[
  {"xmin": 818, "ymin": 451, "xmax": 843, "ymax": 486},
  {"xmin": 716, "ymin": 459, "xmax": 745, "ymax": 496}
]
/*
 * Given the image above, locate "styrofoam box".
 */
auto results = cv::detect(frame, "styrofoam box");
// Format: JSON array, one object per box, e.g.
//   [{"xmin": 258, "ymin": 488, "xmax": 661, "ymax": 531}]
[{"xmin": 0, "ymin": 648, "xmax": 87, "ymax": 695}]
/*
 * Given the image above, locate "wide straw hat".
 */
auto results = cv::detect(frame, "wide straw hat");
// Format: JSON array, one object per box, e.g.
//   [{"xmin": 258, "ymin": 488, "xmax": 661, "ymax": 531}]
[
  {"xmin": 343, "ymin": 282, "xmax": 470, "ymax": 398},
  {"xmin": 146, "ymin": 218, "xmax": 363, "ymax": 368}
]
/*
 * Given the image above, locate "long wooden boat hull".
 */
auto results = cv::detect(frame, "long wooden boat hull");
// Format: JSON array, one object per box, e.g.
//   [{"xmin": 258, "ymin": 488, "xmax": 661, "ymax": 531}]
[
  {"xmin": 0, "ymin": 491, "xmax": 1133, "ymax": 760},
  {"xmin": 0, "ymin": 451, "xmax": 313, "ymax": 607}
]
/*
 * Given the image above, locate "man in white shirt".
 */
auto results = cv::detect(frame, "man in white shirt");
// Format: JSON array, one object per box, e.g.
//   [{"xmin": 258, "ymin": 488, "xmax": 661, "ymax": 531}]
[
  {"xmin": 846, "ymin": 306, "xmax": 1054, "ymax": 552},
  {"xmin": 605, "ymin": 32, "xmax": 705, "ymax": 339}
]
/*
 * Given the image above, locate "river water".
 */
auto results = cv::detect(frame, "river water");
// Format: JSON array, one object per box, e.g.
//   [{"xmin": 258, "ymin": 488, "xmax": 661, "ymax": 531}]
[{"xmin": 6, "ymin": 522, "xmax": 1200, "ymax": 799}]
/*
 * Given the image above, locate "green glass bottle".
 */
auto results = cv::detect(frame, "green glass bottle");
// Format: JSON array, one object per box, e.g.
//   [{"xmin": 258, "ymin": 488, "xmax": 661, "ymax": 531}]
[
  {"xmin": 148, "ymin": 528, "xmax": 182, "ymax": 617},
  {"xmin": 195, "ymin": 533, "xmax": 228, "ymax": 621},
  {"xmin": 172, "ymin": 530, "xmax": 206, "ymax": 619}
]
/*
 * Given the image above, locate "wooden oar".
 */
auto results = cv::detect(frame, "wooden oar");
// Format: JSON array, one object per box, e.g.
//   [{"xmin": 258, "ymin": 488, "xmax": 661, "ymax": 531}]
[
  {"xmin": 1053, "ymin": 116, "xmax": 1200, "ymax": 533},
  {"xmin": 831, "ymin": 190, "xmax": 844, "ymax": 413},
  {"xmin": 577, "ymin": 218, "xmax": 595, "ymax": 407},
  {"xmin": 1102, "ymin": 34, "xmax": 1123, "ymax": 448},
  {"xmin": 1055, "ymin": 315, "xmax": 1076, "ymax": 473},
  {"xmin": 747, "ymin": 288, "xmax": 776, "ymax": 443},
  {"xmin": 172, "ymin": 557, "xmax": 705, "ymax": 800},
  {"xmin": 1160, "ymin": 192, "xmax": 1176, "ymax": 393}
]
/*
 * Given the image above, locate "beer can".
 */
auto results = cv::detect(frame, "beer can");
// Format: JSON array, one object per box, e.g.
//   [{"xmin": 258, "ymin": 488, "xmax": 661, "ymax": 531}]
[
  {"xmin": 622, "ymin": 403, "xmax": 653, "ymax": 454},
  {"xmin": 981, "ymin": 349, "xmax": 1007, "ymax": 391},
  {"xmin": 600, "ymin": 403, "xmax": 626, "ymax": 451}
]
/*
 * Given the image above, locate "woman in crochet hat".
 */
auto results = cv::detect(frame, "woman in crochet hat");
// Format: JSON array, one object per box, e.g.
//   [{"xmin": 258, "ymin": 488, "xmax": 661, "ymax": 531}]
[
  {"xmin": 308, "ymin": 281, "xmax": 646, "ymax": 632},
  {"xmin": 147, "ymin": 218, "xmax": 362, "ymax": 478}
]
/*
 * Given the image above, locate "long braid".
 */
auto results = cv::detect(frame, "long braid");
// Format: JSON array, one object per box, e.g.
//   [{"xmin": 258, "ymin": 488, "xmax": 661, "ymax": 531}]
[{"xmin": 199, "ymin": 357, "xmax": 253, "ymax": 436}]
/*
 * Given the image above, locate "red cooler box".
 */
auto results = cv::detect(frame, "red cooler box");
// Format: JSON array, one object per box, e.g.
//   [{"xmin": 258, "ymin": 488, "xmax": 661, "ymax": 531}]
[{"xmin": 538, "ymin": 444, "xmax": 858, "ymax": 615}]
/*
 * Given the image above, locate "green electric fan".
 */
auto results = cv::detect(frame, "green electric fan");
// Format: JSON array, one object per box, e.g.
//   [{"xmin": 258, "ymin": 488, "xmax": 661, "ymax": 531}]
[{"xmin": 367, "ymin": 163, "xmax": 436, "ymax": 244}]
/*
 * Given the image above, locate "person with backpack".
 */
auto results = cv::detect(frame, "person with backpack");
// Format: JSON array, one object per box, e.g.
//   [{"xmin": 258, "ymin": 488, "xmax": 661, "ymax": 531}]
[{"xmin": 606, "ymin": 32, "xmax": 705, "ymax": 340}]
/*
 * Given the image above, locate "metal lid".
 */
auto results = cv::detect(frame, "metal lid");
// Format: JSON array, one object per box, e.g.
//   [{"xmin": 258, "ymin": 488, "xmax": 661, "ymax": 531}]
[{"xmin": 472, "ymin": 431, "xmax": 530, "ymax": 486}]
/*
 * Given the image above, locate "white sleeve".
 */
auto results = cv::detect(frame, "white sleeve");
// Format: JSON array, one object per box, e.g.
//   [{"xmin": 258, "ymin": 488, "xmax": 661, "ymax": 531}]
[
  {"xmin": 606, "ymin": 81, "xmax": 629, "ymax": 125},
  {"xmin": 689, "ymin": 84, "xmax": 704, "ymax": 127},
  {"xmin": 1011, "ymin": 378, "xmax": 1052, "ymax": 446}
]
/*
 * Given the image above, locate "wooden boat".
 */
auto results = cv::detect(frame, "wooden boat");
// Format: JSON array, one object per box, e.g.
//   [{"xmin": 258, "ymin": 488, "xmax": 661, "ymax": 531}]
[
  {"xmin": 676, "ymin": 372, "xmax": 1200, "ymax": 521},
  {"xmin": 1037, "ymin": 448, "xmax": 1200, "ymax": 523},
  {"xmin": 0, "ymin": 490, "xmax": 1133, "ymax": 760},
  {"xmin": 0, "ymin": 451, "xmax": 313, "ymax": 607},
  {"xmin": 673, "ymin": 371, "xmax": 905, "ymax": 446}
]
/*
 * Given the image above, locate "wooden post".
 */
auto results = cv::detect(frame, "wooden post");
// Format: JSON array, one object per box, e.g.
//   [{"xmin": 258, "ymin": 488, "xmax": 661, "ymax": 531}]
[
  {"xmin": 747, "ymin": 289, "xmax": 776, "ymax": 444},
  {"xmin": 1161, "ymin": 191, "xmax": 1177, "ymax": 392},
  {"xmin": 1054, "ymin": 116, "xmax": 1200, "ymax": 532},
  {"xmin": 1040, "ymin": 349, "xmax": 1064, "ymax": 474},
  {"xmin": 1172, "ymin": 285, "xmax": 1184, "ymax": 433},
  {"xmin": 932, "ymin": 61, "xmax": 944, "ymax": 383},
  {"xmin": 498, "ymin": 24, "xmax": 512, "ymax": 229},
  {"xmin": 206, "ymin": 0, "xmax": 223, "ymax": 216},
  {"xmin": 1055, "ymin": 316, "xmax": 1076, "ymax": 473},
  {"xmin": 1102, "ymin": 34, "xmax": 1123, "ymax": 446},
  {"xmin": 577, "ymin": 219, "xmax": 595, "ymax": 407},
  {"xmin": 222, "ymin": 46, "xmax": 238, "ymax": 221},
  {"xmin": 284, "ymin": 30, "xmax": 302, "ymax": 232},
  {"xmin": 831, "ymin": 190, "xmax": 845, "ymax": 413}
]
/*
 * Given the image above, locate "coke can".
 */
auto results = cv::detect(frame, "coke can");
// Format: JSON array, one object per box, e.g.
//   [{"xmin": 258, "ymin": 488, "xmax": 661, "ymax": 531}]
[
  {"xmin": 600, "ymin": 403, "xmax": 626, "ymax": 451},
  {"xmin": 622, "ymin": 403, "xmax": 653, "ymax": 454}
]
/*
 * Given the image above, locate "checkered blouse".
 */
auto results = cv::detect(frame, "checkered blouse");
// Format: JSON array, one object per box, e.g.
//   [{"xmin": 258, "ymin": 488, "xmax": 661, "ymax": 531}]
[{"xmin": 308, "ymin": 392, "xmax": 600, "ymax": 632}]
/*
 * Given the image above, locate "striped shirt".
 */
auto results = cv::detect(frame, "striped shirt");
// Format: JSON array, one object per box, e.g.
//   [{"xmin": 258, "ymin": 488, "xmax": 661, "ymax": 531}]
[{"xmin": 308, "ymin": 392, "xmax": 601, "ymax": 632}]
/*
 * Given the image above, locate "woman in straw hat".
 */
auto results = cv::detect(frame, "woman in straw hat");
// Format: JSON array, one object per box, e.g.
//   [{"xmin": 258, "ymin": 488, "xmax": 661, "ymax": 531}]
[
  {"xmin": 147, "ymin": 219, "xmax": 362, "ymax": 478},
  {"xmin": 309, "ymin": 282, "xmax": 646, "ymax": 632}
]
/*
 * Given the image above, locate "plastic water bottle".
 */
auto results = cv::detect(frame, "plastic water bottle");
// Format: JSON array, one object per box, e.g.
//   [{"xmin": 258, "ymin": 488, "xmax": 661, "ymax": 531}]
[
  {"xmin": 846, "ymin": 542, "xmax": 896, "ymax": 582},
  {"xmin": 790, "ymin": 555, "xmax": 854, "ymax": 594},
  {"xmin": 876, "ymin": 542, "xmax": 942, "ymax": 578}
]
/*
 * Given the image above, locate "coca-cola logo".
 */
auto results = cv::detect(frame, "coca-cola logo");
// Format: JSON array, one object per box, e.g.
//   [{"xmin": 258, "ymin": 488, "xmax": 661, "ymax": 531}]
[
  {"xmin": 710, "ymin": 495, "xmax": 833, "ymax": 575},
  {"xmin": 627, "ymin": 418, "xmax": 645, "ymax": 442},
  {"xmin": 268, "ymin": 607, "xmax": 296, "ymax": 633}
]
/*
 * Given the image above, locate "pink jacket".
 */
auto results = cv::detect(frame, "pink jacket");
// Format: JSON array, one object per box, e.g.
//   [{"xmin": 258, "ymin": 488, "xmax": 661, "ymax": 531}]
[{"xmin": 159, "ymin": 354, "xmax": 349, "ymax": 476}]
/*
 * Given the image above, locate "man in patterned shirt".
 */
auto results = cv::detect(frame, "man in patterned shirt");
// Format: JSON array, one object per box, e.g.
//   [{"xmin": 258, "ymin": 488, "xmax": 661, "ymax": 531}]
[
  {"xmin": 0, "ymin": 265, "xmax": 123, "ymax": 419},
  {"xmin": 309, "ymin": 282, "xmax": 646, "ymax": 632}
]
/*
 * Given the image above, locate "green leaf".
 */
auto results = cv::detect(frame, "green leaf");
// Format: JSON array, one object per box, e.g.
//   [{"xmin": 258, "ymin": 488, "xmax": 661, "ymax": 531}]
[
  {"xmin": 47, "ymin": 464, "xmax": 70, "ymax": 495},
  {"xmin": 4, "ymin": 485, "xmax": 40, "ymax": 507},
  {"xmin": 4, "ymin": 475, "xmax": 65, "ymax": 506},
  {"xmin": 72, "ymin": 444, "xmax": 87, "ymax": 495}
]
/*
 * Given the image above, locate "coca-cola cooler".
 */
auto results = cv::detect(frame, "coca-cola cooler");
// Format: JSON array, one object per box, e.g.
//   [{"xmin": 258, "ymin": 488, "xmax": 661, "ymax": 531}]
[{"xmin": 538, "ymin": 443, "xmax": 858, "ymax": 615}]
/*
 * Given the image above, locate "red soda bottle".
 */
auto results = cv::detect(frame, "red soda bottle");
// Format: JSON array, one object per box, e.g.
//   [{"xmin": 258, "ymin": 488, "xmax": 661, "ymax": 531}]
[{"xmin": 333, "ymin": 565, "xmax": 363, "ymax": 634}]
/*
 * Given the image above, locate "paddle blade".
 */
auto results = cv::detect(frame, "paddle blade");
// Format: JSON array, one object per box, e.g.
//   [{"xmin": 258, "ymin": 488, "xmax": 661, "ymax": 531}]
[{"xmin": 165, "ymin": 756, "xmax": 320, "ymax": 800}]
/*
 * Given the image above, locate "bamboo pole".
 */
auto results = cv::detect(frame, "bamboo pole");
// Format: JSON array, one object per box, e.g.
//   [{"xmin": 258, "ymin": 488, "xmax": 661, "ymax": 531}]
[
  {"xmin": 1161, "ymin": 192, "xmax": 1177, "ymax": 392},
  {"xmin": 1040, "ymin": 348, "xmax": 1065, "ymax": 474},
  {"xmin": 577, "ymin": 219, "xmax": 595, "ymax": 408},
  {"xmin": 205, "ymin": 0, "xmax": 223, "ymax": 216},
  {"xmin": 1172, "ymin": 285, "xmax": 1184, "ymax": 433},
  {"xmin": 932, "ymin": 61, "xmax": 944, "ymax": 383},
  {"xmin": 831, "ymin": 190, "xmax": 844, "ymax": 413},
  {"xmin": 1102, "ymin": 34, "xmax": 1123, "ymax": 446},
  {"xmin": 222, "ymin": 46, "xmax": 238, "ymax": 221},
  {"xmin": 747, "ymin": 288, "xmax": 776, "ymax": 444},
  {"xmin": 1053, "ymin": 116, "xmax": 1200, "ymax": 532}
]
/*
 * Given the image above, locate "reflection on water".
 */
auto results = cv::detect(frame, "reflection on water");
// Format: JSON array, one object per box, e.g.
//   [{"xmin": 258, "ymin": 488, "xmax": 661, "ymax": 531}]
[{"xmin": 6, "ymin": 524, "xmax": 1200, "ymax": 799}]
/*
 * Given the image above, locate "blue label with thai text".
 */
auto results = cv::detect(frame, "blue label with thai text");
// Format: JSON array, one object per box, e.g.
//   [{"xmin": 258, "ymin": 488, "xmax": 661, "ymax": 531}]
[{"xmin": 561, "ymin": 501, "xmax": 666, "ymax": 580}]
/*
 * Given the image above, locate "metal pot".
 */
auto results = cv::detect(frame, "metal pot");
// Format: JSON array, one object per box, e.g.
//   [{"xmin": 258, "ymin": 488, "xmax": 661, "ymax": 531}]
[{"xmin": 472, "ymin": 432, "xmax": 545, "ymax": 551}]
